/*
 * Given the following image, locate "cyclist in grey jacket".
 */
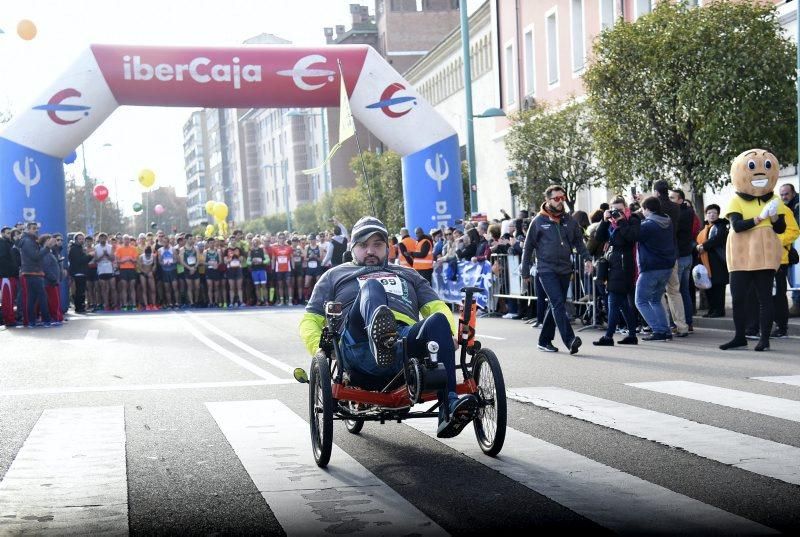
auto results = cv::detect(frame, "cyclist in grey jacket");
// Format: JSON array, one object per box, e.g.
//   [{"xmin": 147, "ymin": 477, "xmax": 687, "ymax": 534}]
[{"xmin": 520, "ymin": 185, "xmax": 592, "ymax": 355}]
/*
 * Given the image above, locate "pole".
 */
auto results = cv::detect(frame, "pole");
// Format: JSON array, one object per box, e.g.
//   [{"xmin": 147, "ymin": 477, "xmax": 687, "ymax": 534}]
[
  {"xmin": 320, "ymin": 109, "xmax": 330, "ymax": 195},
  {"xmin": 796, "ymin": 0, "xmax": 799, "ymax": 179},
  {"xmin": 283, "ymin": 159, "xmax": 292, "ymax": 232},
  {"xmin": 460, "ymin": 0, "xmax": 478, "ymax": 215},
  {"xmin": 81, "ymin": 143, "xmax": 91, "ymax": 233}
]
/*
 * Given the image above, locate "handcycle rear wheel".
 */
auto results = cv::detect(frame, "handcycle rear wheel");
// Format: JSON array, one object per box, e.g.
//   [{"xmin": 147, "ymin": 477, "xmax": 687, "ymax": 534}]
[
  {"xmin": 472, "ymin": 348, "xmax": 507, "ymax": 456},
  {"xmin": 309, "ymin": 352, "xmax": 333, "ymax": 467}
]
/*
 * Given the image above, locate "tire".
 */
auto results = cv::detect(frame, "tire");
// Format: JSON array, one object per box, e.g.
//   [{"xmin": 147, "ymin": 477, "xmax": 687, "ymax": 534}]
[
  {"xmin": 309, "ymin": 352, "xmax": 333, "ymax": 467},
  {"xmin": 345, "ymin": 419, "xmax": 364, "ymax": 434},
  {"xmin": 472, "ymin": 348, "xmax": 507, "ymax": 457}
]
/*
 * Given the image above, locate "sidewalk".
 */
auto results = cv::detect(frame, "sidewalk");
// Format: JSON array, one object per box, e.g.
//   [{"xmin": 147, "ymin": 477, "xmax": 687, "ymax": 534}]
[{"xmin": 691, "ymin": 309, "xmax": 800, "ymax": 337}]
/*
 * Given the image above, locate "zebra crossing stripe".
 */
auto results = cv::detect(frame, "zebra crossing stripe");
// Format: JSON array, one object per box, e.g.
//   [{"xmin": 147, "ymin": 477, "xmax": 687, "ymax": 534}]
[
  {"xmin": 751, "ymin": 375, "xmax": 800, "ymax": 387},
  {"xmin": 0, "ymin": 406, "xmax": 128, "ymax": 535},
  {"xmin": 206, "ymin": 400, "xmax": 447, "ymax": 537},
  {"xmin": 627, "ymin": 381, "xmax": 800, "ymax": 422},
  {"xmin": 405, "ymin": 419, "xmax": 776, "ymax": 536},
  {"xmin": 508, "ymin": 387, "xmax": 800, "ymax": 486}
]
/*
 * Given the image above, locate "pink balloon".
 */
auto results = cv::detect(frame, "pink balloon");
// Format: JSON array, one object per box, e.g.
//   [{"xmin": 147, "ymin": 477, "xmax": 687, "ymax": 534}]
[
  {"xmin": 154, "ymin": 204, "xmax": 165, "ymax": 215},
  {"xmin": 93, "ymin": 184, "xmax": 109, "ymax": 202}
]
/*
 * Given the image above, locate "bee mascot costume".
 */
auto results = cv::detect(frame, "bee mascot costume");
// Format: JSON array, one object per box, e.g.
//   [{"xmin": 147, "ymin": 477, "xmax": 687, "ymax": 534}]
[{"xmin": 720, "ymin": 149, "xmax": 791, "ymax": 351}]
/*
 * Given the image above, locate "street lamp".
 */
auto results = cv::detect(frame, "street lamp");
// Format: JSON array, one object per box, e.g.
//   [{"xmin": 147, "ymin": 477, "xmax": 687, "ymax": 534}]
[{"xmin": 286, "ymin": 108, "xmax": 330, "ymax": 198}]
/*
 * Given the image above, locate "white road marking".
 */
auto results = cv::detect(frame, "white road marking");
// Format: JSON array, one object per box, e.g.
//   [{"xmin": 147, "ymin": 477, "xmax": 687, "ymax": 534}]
[
  {"xmin": 752, "ymin": 375, "xmax": 800, "ymax": 387},
  {"xmin": 509, "ymin": 387, "xmax": 800, "ymax": 486},
  {"xmin": 206, "ymin": 400, "xmax": 447, "ymax": 537},
  {"xmin": 185, "ymin": 311, "xmax": 296, "ymax": 374},
  {"xmin": 475, "ymin": 333, "xmax": 505, "ymax": 340},
  {"xmin": 0, "ymin": 406, "xmax": 128, "ymax": 535},
  {"xmin": 406, "ymin": 419, "xmax": 776, "ymax": 536},
  {"xmin": 628, "ymin": 380, "xmax": 800, "ymax": 422},
  {"xmin": 176, "ymin": 314, "xmax": 286, "ymax": 382},
  {"xmin": 61, "ymin": 329, "xmax": 116, "ymax": 344},
  {"xmin": 0, "ymin": 379, "xmax": 292, "ymax": 397}
]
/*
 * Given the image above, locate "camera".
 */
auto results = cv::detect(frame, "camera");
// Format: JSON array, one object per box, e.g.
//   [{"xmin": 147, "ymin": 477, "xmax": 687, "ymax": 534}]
[{"xmin": 610, "ymin": 209, "xmax": 623, "ymax": 219}]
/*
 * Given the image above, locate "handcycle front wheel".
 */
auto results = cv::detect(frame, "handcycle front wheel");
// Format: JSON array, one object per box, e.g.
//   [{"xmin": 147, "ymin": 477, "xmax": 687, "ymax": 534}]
[
  {"xmin": 472, "ymin": 348, "xmax": 507, "ymax": 457},
  {"xmin": 309, "ymin": 352, "xmax": 333, "ymax": 467},
  {"xmin": 345, "ymin": 418, "xmax": 364, "ymax": 434}
]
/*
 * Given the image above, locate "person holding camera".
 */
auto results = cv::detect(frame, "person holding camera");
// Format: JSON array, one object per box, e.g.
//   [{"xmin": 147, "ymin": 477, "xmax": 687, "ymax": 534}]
[
  {"xmin": 521, "ymin": 185, "xmax": 593, "ymax": 355},
  {"xmin": 593, "ymin": 197, "xmax": 641, "ymax": 346}
]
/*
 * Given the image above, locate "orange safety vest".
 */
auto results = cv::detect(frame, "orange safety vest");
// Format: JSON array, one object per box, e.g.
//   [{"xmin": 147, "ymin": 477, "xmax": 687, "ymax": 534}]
[
  {"xmin": 414, "ymin": 237, "xmax": 434, "ymax": 270},
  {"xmin": 399, "ymin": 236, "xmax": 417, "ymax": 267}
]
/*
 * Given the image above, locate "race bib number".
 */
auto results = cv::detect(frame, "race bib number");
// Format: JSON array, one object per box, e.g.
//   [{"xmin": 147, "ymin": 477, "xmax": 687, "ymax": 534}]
[
  {"xmin": 307, "ymin": 260, "xmax": 318, "ymax": 268},
  {"xmin": 187, "ymin": 256, "xmax": 196, "ymax": 265},
  {"xmin": 163, "ymin": 258, "xmax": 173, "ymax": 266},
  {"xmin": 230, "ymin": 259, "xmax": 241, "ymax": 268},
  {"xmin": 252, "ymin": 257, "xmax": 262, "ymax": 265},
  {"xmin": 293, "ymin": 256, "xmax": 302, "ymax": 263},
  {"xmin": 278, "ymin": 255, "xmax": 288, "ymax": 264},
  {"xmin": 358, "ymin": 272, "xmax": 403, "ymax": 296},
  {"xmin": 208, "ymin": 260, "xmax": 218, "ymax": 269}
]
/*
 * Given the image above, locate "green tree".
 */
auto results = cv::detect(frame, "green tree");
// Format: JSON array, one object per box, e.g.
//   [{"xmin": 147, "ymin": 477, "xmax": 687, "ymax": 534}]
[
  {"xmin": 505, "ymin": 99, "xmax": 602, "ymax": 211},
  {"xmin": 585, "ymin": 0, "xmax": 797, "ymax": 194},
  {"xmin": 293, "ymin": 202, "xmax": 320, "ymax": 234},
  {"xmin": 349, "ymin": 150, "xmax": 404, "ymax": 231}
]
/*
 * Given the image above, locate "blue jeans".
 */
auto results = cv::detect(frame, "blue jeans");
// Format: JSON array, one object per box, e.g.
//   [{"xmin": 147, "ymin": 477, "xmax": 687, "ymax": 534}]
[
  {"xmin": 606, "ymin": 291, "xmax": 636, "ymax": 338},
  {"xmin": 22, "ymin": 275, "xmax": 50, "ymax": 325},
  {"xmin": 537, "ymin": 272, "xmax": 575, "ymax": 346},
  {"xmin": 635, "ymin": 269, "xmax": 671, "ymax": 335},
  {"xmin": 677, "ymin": 255, "xmax": 693, "ymax": 326},
  {"xmin": 340, "ymin": 279, "xmax": 457, "ymax": 393}
]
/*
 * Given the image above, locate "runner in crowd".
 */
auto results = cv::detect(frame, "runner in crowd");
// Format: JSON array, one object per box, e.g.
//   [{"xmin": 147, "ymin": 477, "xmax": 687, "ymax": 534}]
[
  {"xmin": 249, "ymin": 237, "xmax": 269, "ymax": 306},
  {"xmin": 271, "ymin": 232, "xmax": 294, "ymax": 306},
  {"xmin": 225, "ymin": 238, "xmax": 244, "ymax": 308}
]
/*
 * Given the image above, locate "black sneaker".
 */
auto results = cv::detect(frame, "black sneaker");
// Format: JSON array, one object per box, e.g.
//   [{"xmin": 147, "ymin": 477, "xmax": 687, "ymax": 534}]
[
  {"xmin": 537, "ymin": 343, "xmax": 558, "ymax": 352},
  {"xmin": 569, "ymin": 337, "xmax": 582, "ymax": 355},
  {"xmin": 437, "ymin": 395, "xmax": 477, "ymax": 439},
  {"xmin": 368, "ymin": 305, "xmax": 398, "ymax": 367},
  {"xmin": 643, "ymin": 332, "xmax": 671, "ymax": 341},
  {"xmin": 592, "ymin": 336, "xmax": 614, "ymax": 346},
  {"xmin": 618, "ymin": 335, "xmax": 638, "ymax": 345},
  {"xmin": 719, "ymin": 338, "xmax": 748, "ymax": 350},
  {"xmin": 770, "ymin": 329, "xmax": 788, "ymax": 339},
  {"xmin": 745, "ymin": 332, "xmax": 760, "ymax": 341}
]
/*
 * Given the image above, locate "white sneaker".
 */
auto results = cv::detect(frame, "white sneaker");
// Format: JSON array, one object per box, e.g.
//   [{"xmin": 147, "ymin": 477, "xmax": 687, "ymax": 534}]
[{"xmin": 502, "ymin": 313, "xmax": 515, "ymax": 319}]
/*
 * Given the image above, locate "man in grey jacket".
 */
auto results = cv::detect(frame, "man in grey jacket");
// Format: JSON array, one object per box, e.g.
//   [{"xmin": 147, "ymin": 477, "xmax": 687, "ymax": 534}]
[
  {"xmin": 521, "ymin": 185, "xmax": 593, "ymax": 354},
  {"xmin": 15, "ymin": 222, "xmax": 51, "ymax": 327}
]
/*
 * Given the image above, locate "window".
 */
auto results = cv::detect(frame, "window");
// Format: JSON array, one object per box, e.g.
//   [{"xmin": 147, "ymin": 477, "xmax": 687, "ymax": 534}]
[
  {"xmin": 571, "ymin": 0, "xmax": 585, "ymax": 72},
  {"xmin": 546, "ymin": 11, "xmax": 559, "ymax": 85},
  {"xmin": 505, "ymin": 44, "xmax": 516, "ymax": 105},
  {"xmin": 600, "ymin": 0, "xmax": 615, "ymax": 31},
  {"xmin": 635, "ymin": 0, "xmax": 651, "ymax": 19},
  {"xmin": 524, "ymin": 30, "xmax": 535, "ymax": 96}
]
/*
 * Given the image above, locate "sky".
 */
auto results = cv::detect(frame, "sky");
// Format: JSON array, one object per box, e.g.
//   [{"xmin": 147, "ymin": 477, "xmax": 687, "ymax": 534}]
[{"xmin": 0, "ymin": 0, "xmax": 369, "ymax": 214}]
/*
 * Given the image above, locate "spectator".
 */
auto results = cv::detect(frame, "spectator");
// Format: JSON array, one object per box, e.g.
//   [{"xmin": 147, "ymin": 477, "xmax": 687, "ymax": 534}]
[
  {"xmin": 521, "ymin": 185, "xmax": 592, "ymax": 354},
  {"xmin": 573, "ymin": 211, "xmax": 590, "ymax": 233},
  {"xmin": 457, "ymin": 228, "xmax": 479, "ymax": 261},
  {"xmin": 696, "ymin": 205, "xmax": 729, "ymax": 318},
  {"xmin": 326, "ymin": 217, "xmax": 349, "ymax": 267},
  {"xmin": 771, "ymin": 204, "xmax": 800, "ymax": 338},
  {"xmin": 16, "ymin": 222, "xmax": 52, "ymax": 327},
  {"xmin": 668, "ymin": 188, "xmax": 696, "ymax": 335},
  {"xmin": 397, "ymin": 227, "xmax": 416, "ymax": 268},
  {"xmin": 780, "ymin": 183, "xmax": 799, "ymax": 316},
  {"xmin": 410, "ymin": 227, "xmax": 434, "ymax": 283},
  {"xmin": 653, "ymin": 180, "xmax": 688, "ymax": 336},
  {"xmin": 0, "ymin": 226, "xmax": 20, "ymax": 326},
  {"xmin": 634, "ymin": 196, "xmax": 676, "ymax": 341},
  {"xmin": 593, "ymin": 197, "xmax": 641, "ymax": 346},
  {"xmin": 431, "ymin": 228, "xmax": 445, "ymax": 261},
  {"xmin": 41, "ymin": 234, "xmax": 63, "ymax": 325},
  {"xmin": 68, "ymin": 232, "xmax": 93, "ymax": 314}
]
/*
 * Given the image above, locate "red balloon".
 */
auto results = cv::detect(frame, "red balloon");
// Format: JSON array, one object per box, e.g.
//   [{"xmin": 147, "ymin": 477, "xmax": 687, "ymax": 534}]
[{"xmin": 93, "ymin": 184, "xmax": 109, "ymax": 202}]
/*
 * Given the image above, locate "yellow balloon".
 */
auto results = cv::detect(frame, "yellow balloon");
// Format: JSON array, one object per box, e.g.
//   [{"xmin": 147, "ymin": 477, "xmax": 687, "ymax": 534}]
[
  {"xmin": 204, "ymin": 224, "xmax": 215, "ymax": 238},
  {"xmin": 213, "ymin": 202, "xmax": 229, "ymax": 221},
  {"xmin": 205, "ymin": 201, "xmax": 215, "ymax": 215},
  {"xmin": 17, "ymin": 20, "xmax": 37, "ymax": 41},
  {"xmin": 138, "ymin": 169, "xmax": 156, "ymax": 189}
]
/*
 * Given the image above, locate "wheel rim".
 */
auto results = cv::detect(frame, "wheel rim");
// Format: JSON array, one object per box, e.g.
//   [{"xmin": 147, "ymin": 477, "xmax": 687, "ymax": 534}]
[
  {"xmin": 312, "ymin": 374, "xmax": 324, "ymax": 457},
  {"xmin": 476, "ymin": 359, "xmax": 497, "ymax": 445}
]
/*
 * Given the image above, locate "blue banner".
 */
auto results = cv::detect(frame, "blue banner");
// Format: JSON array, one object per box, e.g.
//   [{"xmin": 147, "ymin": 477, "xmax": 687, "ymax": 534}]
[
  {"xmin": 400, "ymin": 134, "xmax": 465, "ymax": 233},
  {"xmin": 431, "ymin": 260, "xmax": 493, "ymax": 310},
  {"xmin": 0, "ymin": 137, "xmax": 66, "ymax": 237}
]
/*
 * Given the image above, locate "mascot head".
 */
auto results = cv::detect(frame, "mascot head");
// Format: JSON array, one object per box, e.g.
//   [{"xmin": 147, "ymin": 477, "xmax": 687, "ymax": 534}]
[{"xmin": 730, "ymin": 149, "xmax": 779, "ymax": 197}]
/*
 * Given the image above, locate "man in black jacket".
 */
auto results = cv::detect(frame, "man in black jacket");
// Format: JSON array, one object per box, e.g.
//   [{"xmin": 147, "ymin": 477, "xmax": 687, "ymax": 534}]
[
  {"xmin": 0, "ymin": 226, "xmax": 20, "ymax": 326},
  {"xmin": 653, "ymin": 180, "xmax": 688, "ymax": 336},
  {"xmin": 68, "ymin": 233, "xmax": 93, "ymax": 313},
  {"xmin": 669, "ymin": 189, "xmax": 696, "ymax": 332},
  {"xmin": 521, "ymin": 185, "xmax": 593, "ymax": 355}
]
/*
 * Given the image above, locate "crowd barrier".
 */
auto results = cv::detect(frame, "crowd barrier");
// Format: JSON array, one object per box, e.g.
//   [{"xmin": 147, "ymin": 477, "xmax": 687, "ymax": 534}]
[{"xmin": 430, "ymin": 260, "xmax": 494, "ymax": 311}]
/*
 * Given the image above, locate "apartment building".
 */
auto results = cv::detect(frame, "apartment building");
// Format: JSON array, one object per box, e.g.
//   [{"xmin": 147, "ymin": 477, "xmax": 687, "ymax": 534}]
[{"xmin": 183, "ymin": 111, "xmax": 210, "ymax": 228}]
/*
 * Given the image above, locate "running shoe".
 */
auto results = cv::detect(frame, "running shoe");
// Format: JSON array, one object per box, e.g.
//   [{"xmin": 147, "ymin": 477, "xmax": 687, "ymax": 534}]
[
  {"xmin": 437, "ymin": 395, "xmax": 478, "ymax": 439},
  {"xmin": 367, "ymin": 305, "xmax": 398, "ymax": 367}
]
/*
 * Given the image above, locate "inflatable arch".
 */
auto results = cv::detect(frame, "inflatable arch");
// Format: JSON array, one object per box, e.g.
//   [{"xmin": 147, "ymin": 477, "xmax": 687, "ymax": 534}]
[{"xmin": 0, "ymin": 45, "xmax": 464, "ymax": 236}]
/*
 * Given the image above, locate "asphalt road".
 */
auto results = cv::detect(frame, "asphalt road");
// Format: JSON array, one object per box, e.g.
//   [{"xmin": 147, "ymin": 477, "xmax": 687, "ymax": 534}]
[{"xmin": 0, "ymin": 306, "xmax": 798, "ymax": 536}]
